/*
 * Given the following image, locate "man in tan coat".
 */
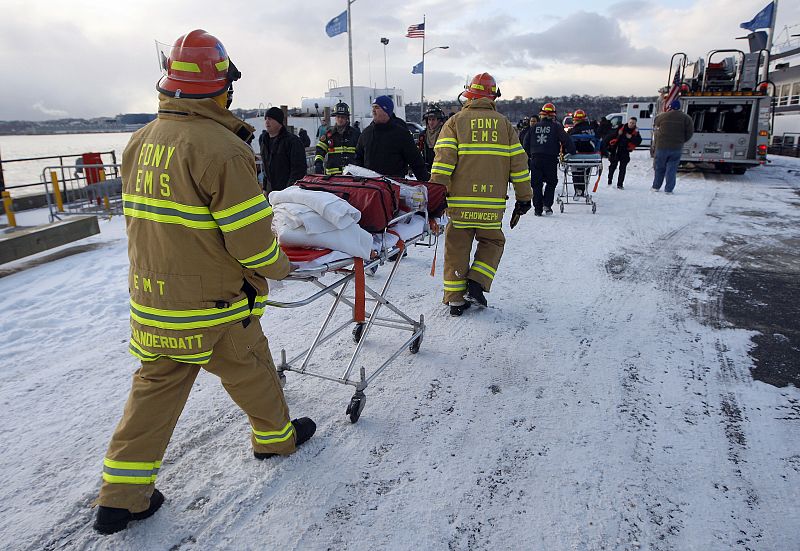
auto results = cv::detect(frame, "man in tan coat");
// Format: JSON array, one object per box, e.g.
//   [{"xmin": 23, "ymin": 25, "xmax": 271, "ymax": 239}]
[
  {"xmin": 93, "ymin": 30, "xmax": 315, "ymax": 535},
  {"xmin": 431, "ymin": 73, "xmax": 532, "ymax": 316}
]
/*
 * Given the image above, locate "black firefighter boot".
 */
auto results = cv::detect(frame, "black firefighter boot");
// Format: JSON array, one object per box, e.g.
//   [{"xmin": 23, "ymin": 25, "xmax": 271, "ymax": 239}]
[
  {"xmin": 449, "ymin": 301, "xmax": 472, "ymax": 317},
  {"xmin": 93, "ymin": 488, "xmax": 165, "ymax": 535},
  {"xmin": 254, "ymin": 417, "xmax": 316, "ymax": 460},
  {"xmin": 466, "ymin": 279, "xmax": 488, "ymax": 308}
]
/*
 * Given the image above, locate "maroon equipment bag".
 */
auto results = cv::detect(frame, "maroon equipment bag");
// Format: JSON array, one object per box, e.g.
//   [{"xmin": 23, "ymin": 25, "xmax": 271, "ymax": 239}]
[
  {"xmin": 295, "ymin": 175, "xmax": 400, "ymax": 233},
  {"xmin": 393, "ymin": 178, "xmax": 448, "ymax": 217}
]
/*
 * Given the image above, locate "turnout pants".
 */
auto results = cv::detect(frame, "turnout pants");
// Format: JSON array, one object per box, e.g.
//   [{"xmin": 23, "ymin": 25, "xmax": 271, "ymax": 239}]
[
  {"xmin": 530, "ymin": 155, "xmax": 559, "ymax": 213},
  {"xmin": 97, "ymin": 317, "xmax": 295, "ymax": 513},
  {"xmin": 442, "ymin": 223, "xmax": 505, "ymax": 304}
]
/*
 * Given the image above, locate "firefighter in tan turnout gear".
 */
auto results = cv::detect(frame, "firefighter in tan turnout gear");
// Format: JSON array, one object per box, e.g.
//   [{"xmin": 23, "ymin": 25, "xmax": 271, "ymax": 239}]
[
  {"xmin": 431, "ymin": 73, "xmax": 532, "ymax": 317},
  {"xmin": 92, "ymin": 29, "xmax": 316, "ymax": 535}
]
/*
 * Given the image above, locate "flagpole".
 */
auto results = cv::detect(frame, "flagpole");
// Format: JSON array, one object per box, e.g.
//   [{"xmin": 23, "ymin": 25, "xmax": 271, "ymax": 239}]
[
  {"xmin": 766, "ymin": 0, "xmax": 779, "ymax": 52},
  {"xmin": 347, "ymin": 0, "xmax": 355, "ymax": 116},
  {"xmin": 420, "ymin": 15, "xmax": 426, "ymax": 122}
]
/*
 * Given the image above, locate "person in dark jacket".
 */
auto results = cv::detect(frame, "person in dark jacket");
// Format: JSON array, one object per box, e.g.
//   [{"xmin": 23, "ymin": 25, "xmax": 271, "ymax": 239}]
[
  {"xmin": 354, "ymin": 95, "xmax": 429, "ymax": 180},
  {"xmin": 418, "ymin": 104, "xmax": 446, "ymax": 173},
  {"xmin": 298, "ymin": 128, "xmax": 311, "ymax": 148},
  {"xmin": 258, "ymin": 106, "xmax": 307, "ymax": 193},
  {"xmin": 596, "ymin": 117, "xmax": 613, "ymax": 151},
  {"xmin": 523, "ymin": 103, "xmax": 575, "ymax": 216},
  {"xmin": 605, "ymin": 117, "xmax": 642, "ymax": 189},
  {"xmin": 566, "ymin": 109, "xmax": 593, "ymax": 197}
]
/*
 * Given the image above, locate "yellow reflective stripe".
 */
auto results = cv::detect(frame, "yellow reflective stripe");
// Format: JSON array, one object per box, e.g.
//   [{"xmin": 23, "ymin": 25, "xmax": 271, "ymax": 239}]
[
  {"xmin": 251, "ymin": 295, "xmax": 269, "ymax": 317},
  {"xmin": 129, "ymin": 338, "xmax": 213, "ymax": 365},
  {"xmin": 130, "ymin": 297, "xmax": 252, "ymax": 330},
  {"xmin": 102, "ymin": 458, "xmax": 161, "ymax": 485},
  {"xmin": 314, "ymin": 155, "xmax": 325, "ymax": 162},
  {"xmin": 215, "ymin": 59, "xmax": 229, "ymax": 71},
  {"xmin": 509, "ymin": 145, "xmax": 526, "ymax": 156},
  {"xmin": 431, "ymin": 162, "xmax": 454, "ymax": 175},
  {"xmin": 212, "ymin": 195, "xmax": 273, "ymax": 233},
  {"xmin": 435, "ymin": 137, "xmax": 458, "ymax": 150},
  {"xmin": 447, "ymin": 199, "xmax": 506, "ymax": 205},
  {"xmin": 123, "ymin": 193, "xmax": 218, "ymax": 230},
  {"xmin": 325, "ymin": 167, "xmax": 343, "ymax": 175},
  {"xmin": 447, "ymin": 196, "xmax": 506, "ymax": 209},
  {"xmin": 316, "ymin": 140, "xmax": 327, "ymax": 149},
  {"xmin": 331, "ymin": 146, "xmax": 356, "ymax": 153},
  {"xmin": 510, "ymin": 169, "xmax": 529, "ymax": 178},
  {"xmin": 171, "ymin": 60, "xmax": 201, "ymax": 73},
  {"xmin": 443, "ymin": 279, "xmax": 467, "ymax": 291},
  {"xmin": 471, "ymin": 83, "xmax": 485, "ymax": 90},
  {"xmin": 252, "ymin": 421, "xmax": 294, "ymax": 443},
  {"xmin": 239, "ymin": 238, "xmax": 281, "ymax": 268},
  {"xmin": 471, "ymin": 261, "xmax": 496, "ymax": 280},
  {"xmin": 452, "ymin": 220, "xmax": 502, "ymax": 229}
]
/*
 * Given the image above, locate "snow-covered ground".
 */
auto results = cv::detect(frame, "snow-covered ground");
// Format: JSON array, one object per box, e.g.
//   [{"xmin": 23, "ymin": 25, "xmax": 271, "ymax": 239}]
[{"xmin": 1, "ymin": 151, "xmax": 799, "ymax": 550}]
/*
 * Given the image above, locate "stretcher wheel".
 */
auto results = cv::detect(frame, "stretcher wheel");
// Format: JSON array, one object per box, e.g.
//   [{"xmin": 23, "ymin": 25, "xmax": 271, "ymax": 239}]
[
  {"xmin": 559, "ymin": 203, "xmax": 564, "ymax": 213},
  {"xmin": 346, "ymin": 391, "xmax": 366, "ymax": 423},
  {"xmin": 409, "ymin": 333, "xmax": 423, "ymax": 354},
  {"xmin": 352, "ymin": 323, "xmax": 365, "ymax": 343},
  {"xmin": 278, "ymin": 371, "xmax": 286, "ymax": 388},
  {"xmin": 592, "ymin": 203, "xmax": 597, "ymax": 214}
]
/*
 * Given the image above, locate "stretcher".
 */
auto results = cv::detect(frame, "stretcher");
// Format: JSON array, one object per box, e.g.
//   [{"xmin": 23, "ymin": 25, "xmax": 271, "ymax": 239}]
[
  {"xmin": 556, "ymin": 152, "xmax": 601, "ymax": 214},
  {"xmin": 267, "ymin": 208, "xmax": 441, "ymax": 423}
]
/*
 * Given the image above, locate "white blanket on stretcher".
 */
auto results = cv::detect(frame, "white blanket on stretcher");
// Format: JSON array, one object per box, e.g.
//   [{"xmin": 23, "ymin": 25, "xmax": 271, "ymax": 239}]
[{"xmin": 269, "ymin": 188, "xmax": 373, "ymax": 259}]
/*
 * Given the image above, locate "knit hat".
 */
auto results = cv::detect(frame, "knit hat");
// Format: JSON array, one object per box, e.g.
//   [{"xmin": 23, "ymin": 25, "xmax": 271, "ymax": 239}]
[
  {"xmin": 669, "ymin": 99, "xmax": 681, "ymax": 111},
  {"xmin": 265, "ymin": 106, "xmax": 285, "ymax": 126},
  {"xmin": 373, "ymin": 95, "xmax": 394, "ymax": 116}
]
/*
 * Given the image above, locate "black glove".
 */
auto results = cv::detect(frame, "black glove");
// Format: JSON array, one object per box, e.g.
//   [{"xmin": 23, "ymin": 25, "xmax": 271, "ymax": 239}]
[
  {"xmin": 513, "ymin": 200, "xmax": 531, "ymax": 216},
  {"xmin": 314, "ymin": 162, "xmax": 324, "ymax": 175},
  {"xmin": 510, "ymin": 200, "xmax": 531, "ymax": 229}
]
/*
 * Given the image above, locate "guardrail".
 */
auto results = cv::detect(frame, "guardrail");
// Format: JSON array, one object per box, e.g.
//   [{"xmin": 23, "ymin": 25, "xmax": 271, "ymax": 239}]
[{"xmin": 43, "ymin": 163, "xmax": 122, "ymax": 222}]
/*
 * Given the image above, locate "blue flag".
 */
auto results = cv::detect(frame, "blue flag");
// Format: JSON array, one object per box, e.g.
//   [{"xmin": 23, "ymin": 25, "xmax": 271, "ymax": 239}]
[
  {"xmin": 740, "ymin": 1, "xmax": 774, "ymax": 31},
  {"xmin": 412, "ymin": 61, "xmax": 424, "ymax": 74},
  {"xmin": 326, "ymin": 11, "xmax": 347, "ymax": 37}
]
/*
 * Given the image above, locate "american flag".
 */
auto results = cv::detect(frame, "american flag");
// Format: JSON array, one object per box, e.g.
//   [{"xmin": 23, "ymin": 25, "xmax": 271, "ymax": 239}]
[
  {"xmin": 406, "ymin": 22, "xmax": 425, "ymax": 38},
  {"xmin": 663, "ymin": 69, "xmax": 681, "ymax": 111}
]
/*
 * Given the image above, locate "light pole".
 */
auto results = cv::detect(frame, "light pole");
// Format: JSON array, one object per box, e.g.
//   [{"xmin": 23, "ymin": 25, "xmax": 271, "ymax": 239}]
[
  {"xmin": 380, "ymin": 37, "xmax": 389, "ymax": 89},
  {"xmin": 421, "ymin": 45, "xmax": 449, "ymax": 121}
]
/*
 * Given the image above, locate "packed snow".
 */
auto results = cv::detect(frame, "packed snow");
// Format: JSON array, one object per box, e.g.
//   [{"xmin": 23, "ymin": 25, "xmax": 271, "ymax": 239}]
[{"xmin": 1, "ymin": 151, "xmax": 798, "ymax": 550}]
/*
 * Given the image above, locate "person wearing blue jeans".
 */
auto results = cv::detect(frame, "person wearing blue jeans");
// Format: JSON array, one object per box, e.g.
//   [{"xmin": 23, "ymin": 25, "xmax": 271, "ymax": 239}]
[
  {"xmin": 651, "ymin": 99, "xmax": 694, "ymax": 194},
  {"xmin": 652, "ymin": 148, "xmax": 683, "ymax": 193}
]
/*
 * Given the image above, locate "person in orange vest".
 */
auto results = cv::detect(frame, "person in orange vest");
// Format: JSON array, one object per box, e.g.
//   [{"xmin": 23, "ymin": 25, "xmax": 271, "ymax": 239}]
[{"xmin": 92, "ymin": 29, "xmax": 315, "ymax": 535}]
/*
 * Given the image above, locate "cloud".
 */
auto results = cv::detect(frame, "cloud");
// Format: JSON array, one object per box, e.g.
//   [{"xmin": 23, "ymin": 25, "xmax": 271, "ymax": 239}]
[
  {"xmin": 607, "ymin": 1, "xmax": 658, "ymax": 20},
  {"xmin": 31, "ymin": 102, "xmax": 69, "ymax": 118},
  {"xmin": 511, "ymin": 11, "xmax": 666, "ymax": 67}
]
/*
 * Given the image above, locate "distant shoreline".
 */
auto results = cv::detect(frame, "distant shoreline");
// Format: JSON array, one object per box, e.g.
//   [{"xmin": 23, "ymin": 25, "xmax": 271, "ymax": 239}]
[{"xmin": 0, "ymin": 128, "xmax": 142, "ymax": 137}]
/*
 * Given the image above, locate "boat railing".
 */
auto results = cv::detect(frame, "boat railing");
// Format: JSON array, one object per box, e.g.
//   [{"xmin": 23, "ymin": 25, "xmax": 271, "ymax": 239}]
[{"xmin": 41, "ymin": 163, "xmax": 122, "ymax": 222}]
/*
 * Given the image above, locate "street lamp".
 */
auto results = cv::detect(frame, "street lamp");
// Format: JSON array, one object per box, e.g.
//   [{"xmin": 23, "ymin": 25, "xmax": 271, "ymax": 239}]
[
  {"xmin": 421, "ymin": 45, "xmax": 449, "ymax": 121},
  {"xmin": 380, "ymin": 37, "xmax": 389, "ymax": 89}
]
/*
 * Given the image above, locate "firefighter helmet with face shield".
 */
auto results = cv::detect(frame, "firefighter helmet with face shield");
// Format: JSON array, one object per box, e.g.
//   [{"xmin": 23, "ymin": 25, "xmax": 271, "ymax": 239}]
[
  {"xmin": 463, "ymin": 73, "xmax": 501, "ymax": 100},
  {"xmin": 539, "ymin": 102, "xmax": 557, "ymax": 117},
  {"xmin": 156, "ymin": 29, "xmax": 241, "ymax": 99}
]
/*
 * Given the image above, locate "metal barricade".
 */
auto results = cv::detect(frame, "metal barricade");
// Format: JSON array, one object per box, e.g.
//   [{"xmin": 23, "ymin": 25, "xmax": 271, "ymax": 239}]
[{"xmin": 43, "ymin": 163, "xmax": 122, "ymax": 222}]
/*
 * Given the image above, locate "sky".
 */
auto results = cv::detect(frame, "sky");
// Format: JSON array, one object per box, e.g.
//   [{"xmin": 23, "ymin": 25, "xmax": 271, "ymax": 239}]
[{"xmin": 2, "ymin": 0, "xmax": 799, "ymax": 121}]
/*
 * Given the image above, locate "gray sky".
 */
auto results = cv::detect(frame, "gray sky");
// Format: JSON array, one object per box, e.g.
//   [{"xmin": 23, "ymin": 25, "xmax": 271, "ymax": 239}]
[{"xmin": 3, "ymin": 0, "xmax": 798, "ymax": 120}]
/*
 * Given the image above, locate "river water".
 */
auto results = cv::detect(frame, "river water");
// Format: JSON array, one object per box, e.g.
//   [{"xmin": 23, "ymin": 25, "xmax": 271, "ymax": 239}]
[{"xmin": 0, "ymin": 132, "xmax": 135, "ymax": 196}]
